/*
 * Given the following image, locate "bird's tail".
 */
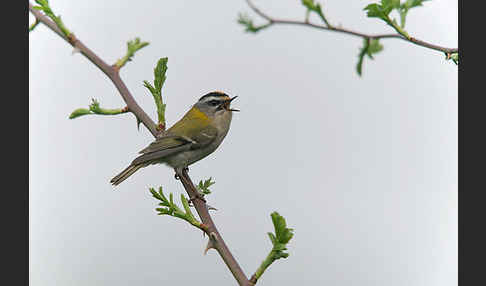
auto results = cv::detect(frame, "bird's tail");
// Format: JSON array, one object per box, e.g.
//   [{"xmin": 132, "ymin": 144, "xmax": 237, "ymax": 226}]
[{"xmin": 110, "ymin": 164, "xmax": 144, "ymax": 186}]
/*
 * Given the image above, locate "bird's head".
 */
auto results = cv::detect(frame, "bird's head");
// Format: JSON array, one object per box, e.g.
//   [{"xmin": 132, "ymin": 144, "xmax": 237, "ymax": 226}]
[{"xmin": 194, "ymin": 91, "xmax": 239, "ymax": 117}]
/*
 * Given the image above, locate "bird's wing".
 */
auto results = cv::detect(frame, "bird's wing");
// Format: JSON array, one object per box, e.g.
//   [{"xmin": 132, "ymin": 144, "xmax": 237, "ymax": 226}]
[
  {"xmin": 138, "ymin": 106, "xmax": 218, "ymax": 155},
  {"xmin": 188, "ymin": 124, "xmax": 219, "ymax": 148},
  {"xmin": 138, "ymin": 134, "xmax": 193, "ymax": 155},
  {"xmin": 132, "ymin": 143, "xmax": 192, "ymax": 165},
  {"xmin": 131, "ymin": 125, "xmax": 219, "ymax": 166}
]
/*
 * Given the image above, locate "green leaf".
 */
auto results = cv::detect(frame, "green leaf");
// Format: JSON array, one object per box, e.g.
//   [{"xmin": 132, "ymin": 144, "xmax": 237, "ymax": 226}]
[
  {"xmin": 367, "ymin": 39, "xmax": 384, "ymax": 57},
  {"xmin": 149, "ymin": 187, "xmax": 161, "ymax": 200},
  {"xmin": 89, "ymin": 98, "xmax": 101, "ymax": 113},
  {"xmin": 156, "ymin": 208, "xmax": 170, "ymax": 215},
  {"xmin": 154, "ymin": 58, "xmax": 168, "ymax": 93},
  {"xmin": 274, "ymin": 252, "xmax": 289, "ymax": 259},
  {"xmin": 398, "ymin": 0, "xmax": 430, "ymax": 28},
  {"xmin": 158, "ymin": 187, "xmax": 168, "ymax": 202},
  {"xmin": 68, "ymin": 108, "xmax": 91, "ymax": 119},
  {"xmin": 364, "ymin": 3, "xmax": 392, "ymax": 21},
  {"xmin": 143, "ymin": 81, "xmax": 156, "ymax": 95},
  {"xmin": 270, "ymin": 212, "xmax": 294, "ymax": 245},
  {"xmin": 34, "ymin": 0, "xmax": 71, "ymax": 37},
  {"xmin": 149, "ymin": 186, "xmax": 205, "ymax": 233},
  {"xmin": 384, "ymin": 0, "xmax": 401, "ymax": 10},
  {"xmin": 35, "ymin": 0, "xmax": 49, "ymax": 5},
  {"xmin": 237, "ymin": 13, "xmax": 257, "ymax": 33},
  {"xmin": 115, "ymin": 38, "xmax": 150, "ymax": 69},
  {"xmin": 180, "ymin": 194, "xmax": 197, "ymax": 223},
  {"xmin": 143, "ymin": 58, "xmax": 168, "ymax": 129},
  {"xmin": 273, "ymin": 243, "xmax": 287, "ymax": 251},
  {"xmin": 356, "ymin": 38, "xmax": 383, "ymax": 76},
  {"xmin": 68, "ymin": 98, "xmax": 128, "ymax": 119},
  {"xmin": 197, "ymin": 177, "xmax": 216, "ymax": 195},
  {"xmin": 302, "ymin": 0, "xmax": 318, "ymax": 11},
  {"xmin": 267, "ymin": 232, "xmax": 277, "ymax": 245},
  {"xmin": 169, "ymin": 193, "xmax": 174, "ymax": 207},
  {"xmin": 301, "ymin": 0, "xmax": 332, "ymax": 27},
  {"xmin": 271, "ymin": 212, "xmax": 285, "ymax": 241},
  {"xmin": 253, "ymin": 212, "xmax": 294, "ymax": 281},
  {"xmin": 237, "ymin": 13, "xmax": 272, "ymax": 33}
]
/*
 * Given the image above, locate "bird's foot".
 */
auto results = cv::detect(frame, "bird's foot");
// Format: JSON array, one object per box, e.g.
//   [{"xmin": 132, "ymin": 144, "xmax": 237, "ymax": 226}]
[{"xmin": 174, "ymin": 167, "xmax": 189, "ymax": 179}]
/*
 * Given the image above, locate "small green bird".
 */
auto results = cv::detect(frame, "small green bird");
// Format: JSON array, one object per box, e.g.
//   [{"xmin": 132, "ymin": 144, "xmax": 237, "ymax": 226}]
[{"xmin": 110, "ymin": 91, "xmax": 238, "ymax": 186}]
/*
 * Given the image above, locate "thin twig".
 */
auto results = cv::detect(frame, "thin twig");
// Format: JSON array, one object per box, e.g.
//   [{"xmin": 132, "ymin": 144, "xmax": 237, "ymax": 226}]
[
  {"xmin": 29, "ymin": 3, "xmax": 159, "ymax": 137},
  {"xmin": 245, "ymin": 0, "xmax": 458, "ymax": 55},
  {"xmin": 30, "ymin": 2, "xmax": 252, "ymax": 285},
  {"xmin": 177, "ymin": 168, "xmax": 252, "ymax": 286}
]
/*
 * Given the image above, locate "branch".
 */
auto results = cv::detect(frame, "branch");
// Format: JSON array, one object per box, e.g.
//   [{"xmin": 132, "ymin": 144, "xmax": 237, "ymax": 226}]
[
  {"xmin": 30, "ymin": 2, "xmax": 261, "ymax": 285},
  {"xmin": 176, "ymin": 168, "xmax": 252, "ymax": 286},
  {"xmin": 29, "ymin": 2, "xmax": 159, "ymax": 137},
  {"xmin": 242, "ymin": 0, "xmax": 458, "ymax": 54}
]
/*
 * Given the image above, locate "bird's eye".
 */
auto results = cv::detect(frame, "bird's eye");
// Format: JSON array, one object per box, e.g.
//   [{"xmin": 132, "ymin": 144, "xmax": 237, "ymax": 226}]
[{"xmin": 208, "ymin": 100, "xmax": 220, "ymax": 106}]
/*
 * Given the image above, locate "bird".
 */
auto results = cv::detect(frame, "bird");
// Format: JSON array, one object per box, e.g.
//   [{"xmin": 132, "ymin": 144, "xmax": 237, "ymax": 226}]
[{"xmin": 110, "ymin": 91, "xmax": 238, "ymax": 186}]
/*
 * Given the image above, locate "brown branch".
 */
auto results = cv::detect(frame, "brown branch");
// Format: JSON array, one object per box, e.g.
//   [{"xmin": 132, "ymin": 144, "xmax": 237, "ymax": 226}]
[
  {"xmin": 30, "ymin": 2, "xmax": 251, "ymax": 285},
  {"xmin": 29, "ymin": 3, "xmax": 160, "ymax": 137},
  {"xmin": 177, "ymin": 168, "xmax": 252, "ymax": 286},
  {"xmin": 245, "ymin": 0, "xmax": 458, "ymax": 55}
]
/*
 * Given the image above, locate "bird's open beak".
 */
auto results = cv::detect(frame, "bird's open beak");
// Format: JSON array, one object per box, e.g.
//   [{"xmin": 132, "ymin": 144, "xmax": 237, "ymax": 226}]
[{"xmin": 224, "ymin": 96, "xmax": 239, "ymax": 112}]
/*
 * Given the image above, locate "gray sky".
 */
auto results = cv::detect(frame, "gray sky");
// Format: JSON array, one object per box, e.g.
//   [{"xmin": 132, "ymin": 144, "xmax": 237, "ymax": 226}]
[{"xmin": 29, "ymin": 1, "xmax": 458, "ymax": 285}]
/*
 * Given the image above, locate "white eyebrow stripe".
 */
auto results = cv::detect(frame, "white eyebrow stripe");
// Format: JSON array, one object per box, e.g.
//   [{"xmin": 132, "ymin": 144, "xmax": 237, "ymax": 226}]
[{"xmin": 200, "ymin": 96, "xmax": 226, "ymax": 103}]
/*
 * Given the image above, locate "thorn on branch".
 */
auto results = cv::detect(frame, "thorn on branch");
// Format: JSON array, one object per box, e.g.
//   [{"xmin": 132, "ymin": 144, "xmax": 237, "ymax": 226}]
[
  {"xmin": 71, "ymin": 47, "xmax": 81, "ymax": 55},
  {"xmin": 204, "ymin": 236, "xmax": 217, "ymax": 255},
  {"xmin": 203, "ymin": 232, "xmax": 219, "ymax": 255}
]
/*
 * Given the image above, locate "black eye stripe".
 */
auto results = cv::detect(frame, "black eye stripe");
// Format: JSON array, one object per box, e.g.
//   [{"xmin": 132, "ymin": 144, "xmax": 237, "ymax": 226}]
[{"xmin": 208, "ymin": 100, "xmax": 221, "ymax": 106}]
